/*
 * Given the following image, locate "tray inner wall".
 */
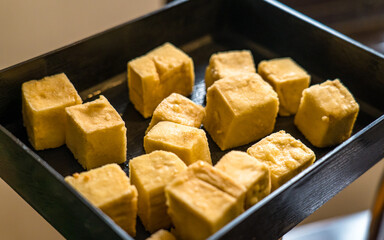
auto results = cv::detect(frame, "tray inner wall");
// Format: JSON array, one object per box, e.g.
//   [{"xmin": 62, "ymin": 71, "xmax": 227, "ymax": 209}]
[
  {"xmin": 1, "ymin": 0, "xmax": 384, "ymax": 239},
  {"xmin": 4, "ymin": 33, "xmax": 381, "ymax": 178}
]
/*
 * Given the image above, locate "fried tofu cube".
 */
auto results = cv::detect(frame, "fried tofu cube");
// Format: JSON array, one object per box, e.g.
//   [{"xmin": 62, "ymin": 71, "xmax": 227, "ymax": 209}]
[
  {"xmin": 129, "ymin": 151, "xmax": 187, "ymax": 232},
  {"xmin": 21, "ymin": 73, "xmax": 82, "ymax": 150},
  {"xmin": 215, "ymin": 151, "xmax": 271, "ymax": 208},
  {"xmin": 128, "ymin": 43, "xmax": 194, "ymax": 118},
  {"xmin": 65, "ymin": 95, "xmax": 127, "ymax": 170},
  {"xmin": 165, "ymin": 161, "xmax": 245, "ymax": 240},
  {"xmin": 294, "ymin": 79, "xmax": 359, "ymax": 147},
  {"xmin": 146, "ymin": 229, "xmax": 176, "ymax": 240},
  {"xmin": 258, "ymin": 57, "xmax": 311, "ymax": 116},
  {"xmin": 204, "ymin": 73, "xmax": 279, "ymax": 150},
  {"xmin": 144, "ymin": 121, "xmax": 211, "ymax": 165},
  {"xmin": 205, "ymin": 50, "xmax": 256, "ymax": 88},
  {"xmin": 128, "ymin": 55, "xmax": 162, "ymax": 118},
  {"xmin": 247, "ymin": 131, "xmax": 315, "ymax": 190},
  {"xmin": 146, "ymin": 93, "xmax": 205, "ymax": 134},
  {"xmin": 64, "ymin": 164, "xmax": 138, "ymax": 236}
]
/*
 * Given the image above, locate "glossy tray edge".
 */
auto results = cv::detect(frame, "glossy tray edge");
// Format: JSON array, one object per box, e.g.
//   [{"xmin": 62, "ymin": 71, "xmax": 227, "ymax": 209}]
[{"xmin": 0, "ymin": 0, "xmax": 384, "ymax": 239}]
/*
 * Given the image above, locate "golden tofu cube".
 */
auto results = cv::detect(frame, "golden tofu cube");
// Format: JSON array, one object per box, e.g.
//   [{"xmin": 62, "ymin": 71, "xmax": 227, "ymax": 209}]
[
  {"xmin": 129, "ymin": 150, "xmax": 187, "ymax": 233},
  {"xmin": 258, "ymin": 57, "xmax": 310, "ymax": 116},
  {"xmin": 205, "ymin": 50, "xmax": 256, "ymax": 88},
  {"xmin": 146, "ymin": 93, "xmax": 205, "ymax": 134},
  {"xmin": 146, "ymin": 229, "xmax": 176, "ymax": 240},
  {"xmin": 21, "ymin": 73, "xmax": 82, "ymax": 150},
  {"xmin": 64, "ymin": 164, "xmax": 138, "ymax": 236},
  {"xmin": 215, "ymin": 151, "xmax": 271, "ymax": 208},
  {"xmin": 128, "ymin": 43, "xmax": 194, "ymax": 118},
  {"xmin": 247, "ymin": 131, "xmax": 315, "ymax": 191},
  {"xmin": 204, "ymin": 73, "xmax": 279, "ymax": 150},
  {"xmin": 128, "ymin": 55, "xmax": 162, "ymax": 118},
  {"xmin": 65, "ymin": 95, "xmax": 127, "ymax": 170},
  {"xmin": 294, "ymin": 79, "xmax": 359, "ymax": 147},
  {"xmin": 144, "ymin": 121, "xmax": 211, "ymax": 165},
  {"xmin": 165, "ymin": 161, "xmax": 245, "ymax": 240}
]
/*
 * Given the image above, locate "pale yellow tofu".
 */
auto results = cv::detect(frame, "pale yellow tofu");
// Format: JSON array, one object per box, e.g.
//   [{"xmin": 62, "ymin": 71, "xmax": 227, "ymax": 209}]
[
  {"xmin": 165, "ymin": 161, "xmax": 245, "ymax": 240},
  {"xmin": 129, "ymin": 151, "xmax": 187, "ymax": 233},
  {"xmin": 247, "ymin": 131, "xmax": 315, "ymax": 190},
  {"xmin": 64, "ymin": 164, "xmax": 138, "ymax": 236},
  {"xmin": 215, "ymin": 151, "xmax": 271, "ymax": 208},
  {"xmin": 65, "ymin": 95, "xmax": 127, "ymax": 170},
  {"xmin": 144, "ymin": 121, "xmax": 211, "ymax": 165},
  {"xmin": 146, "ymin": 229, "xmax": 176, "ymax": 240},
  {"xmin": 146, "ymin": 93, "xmax": 205, "ymax": 134},
  {"xmin": 205, "ymin": 50, "xmax": 256, "ymax": 88},
  {"xmin": 128, "ymin": 55, "xmax": 162, "ymax": 118},
  {"xmin": 294, "ymin": 79, "xmax": 359, "ymax": 147},
  {"xmin": 204, "ymin": 73, "xmax": 279, "ymax": 150},
  {"xmin": 21, "ymin": 73, "xmax": 82, "ymax": 150},
  {"xmin": 127, "ymin": 43, "xmax": 194, "ymax": 118},
  {"xmin": 258, "ymin": 57, "xmax": 310, "ymax": 116}
]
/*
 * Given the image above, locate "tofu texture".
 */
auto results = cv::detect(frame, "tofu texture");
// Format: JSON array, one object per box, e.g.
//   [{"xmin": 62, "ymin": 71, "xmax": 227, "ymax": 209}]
[
  {"xmin": 258, "ymin": 57, "xmax": 310, "ymax": 116},
  {"xmin": 205, "ymin": 50, "xmax": 256, "ymax": 88},
  {"xmin": 21, "ymin": 73, "xmax": 82, "ymax": 150},
  {"xmin": 294, "ymin": 79, "xmax": 359, "ymax": 147},
  {"xmin": 247, "ymin": 131, "xmax": 315, "ymax": 190},
  {"xmin": 204, "ymin": 73, "xmax": 279, "ymax": 150},
  {"xmin": 146, "ymin": 93, "xmax": 205, "ymax": 134},
  {"xmin": 165, "ymin": 161, "xmax": 245, "ymax": 240},
  {"xmin": 128, "ymin": 42, "xmax": 194, "ymax": 118},
  {"xmin": 64, "ymin": 164, "xmax": 138, "ymax": 236},
  {"xmin": 146, "ymin": 229, "xmax": 176, "ymax": 240},
  {"xmin": 65, "ymin": 95, "xmax": 127, "ymax": 170},
  {"xmin": 215, "ymin": 151, "xmax": 271, "ymax": 208},
  {"xmin": 144, "ymin": 121, "xmax": 212, "ymax": 165},
  {"xmin": 129, "ymin": 151, "xmax": 187, "ymax": 233}
]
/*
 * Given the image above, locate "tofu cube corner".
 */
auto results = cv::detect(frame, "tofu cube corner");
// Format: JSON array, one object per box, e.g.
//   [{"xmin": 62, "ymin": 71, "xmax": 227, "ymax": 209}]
[
  {"xmin": 129, "ymin": 150, "xmax": 187, "ymax": 233},
  {"xmin": 205, "ymin": 50, "xmax": 256, "ymax": 88},
  {"xmin": 204, "ymin": 73, "xmax": 279, "ymax": 150},
  {"xmin": 165, "ymin": 161, "xmax": 245, "ymax": 240},
  {"xmin": 294, "ymin": 79, "xmax": 359, "ymax": 147},
  {"xmin": 215, "ymin": 151, "xmax": 271, "ymax": 208},
  {"xmin": 247, "ymin": 130, "xmax": 316, "ymax": 190},
  {"xmin": 258, "ymin": 57, "xmax": 310, "ymax": 116},
  {"xmin": 65, "ymin": 95, "xmax": 127, "ymax": 170},
  {"xmin": 22, "ymin": 73, "xmax": 82, "ymax": 150},
  {"xmin": 146, "ymin": 93, "xmax": 205, "ymax": 134},
  {"xmin": 64, "ymin": 164, "xmax": 138, "ymax": 236},
  {"xmin": 127, "ymin": 43, "xmax": 194, "ymax": 118},
  {"xmin": 144, "ymin": 121, "xmax": 211, "ymax": 166}
]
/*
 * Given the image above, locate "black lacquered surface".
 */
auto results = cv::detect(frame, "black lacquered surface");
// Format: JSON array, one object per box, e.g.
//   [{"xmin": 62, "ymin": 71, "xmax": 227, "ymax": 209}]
[{"xmin": 0, "ymin": 0, "xmax": 384, "ymax": 239}]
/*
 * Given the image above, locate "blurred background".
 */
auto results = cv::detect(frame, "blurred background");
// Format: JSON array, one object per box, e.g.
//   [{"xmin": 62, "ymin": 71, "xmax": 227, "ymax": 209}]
[{"xmin": 0, "ymin": 0, "xmax": 383, "ymax": 239}]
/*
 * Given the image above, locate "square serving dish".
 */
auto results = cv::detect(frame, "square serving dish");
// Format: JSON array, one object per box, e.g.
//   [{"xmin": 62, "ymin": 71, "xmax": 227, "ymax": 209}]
[{"xmin": 1, "ymin": 0, "xmax": 384, "ymax": 239}]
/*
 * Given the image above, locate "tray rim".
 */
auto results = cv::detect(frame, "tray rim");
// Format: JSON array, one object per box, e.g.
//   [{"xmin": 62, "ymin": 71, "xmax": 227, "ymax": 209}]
[{"xmin": 0, "ymin": 0, "xmax": 384, "ymax": 239}]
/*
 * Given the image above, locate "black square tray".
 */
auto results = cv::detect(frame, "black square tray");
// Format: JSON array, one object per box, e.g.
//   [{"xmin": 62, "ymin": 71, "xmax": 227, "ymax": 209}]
[{"xmin": 1, "ymin": 0, "xmax": 384, "ymax": 239}]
